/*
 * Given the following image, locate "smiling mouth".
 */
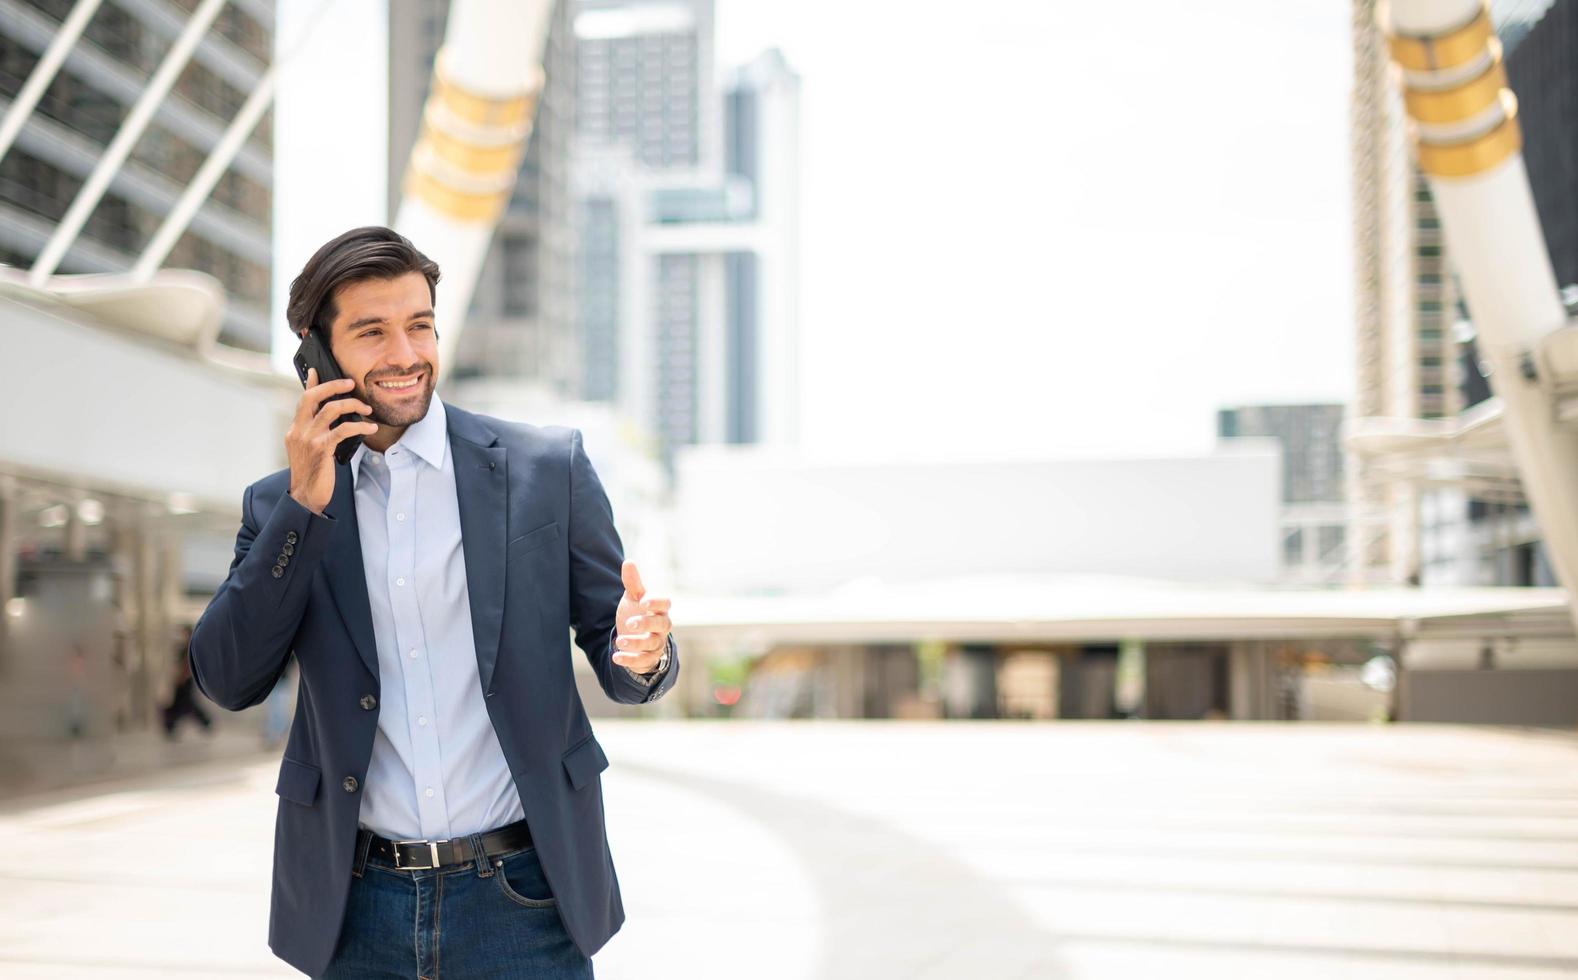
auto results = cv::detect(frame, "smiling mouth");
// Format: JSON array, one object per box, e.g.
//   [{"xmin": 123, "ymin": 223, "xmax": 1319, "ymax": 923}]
[{"xmin": 374, "ymin": 371, "xmax": 425, "ymax": 392}]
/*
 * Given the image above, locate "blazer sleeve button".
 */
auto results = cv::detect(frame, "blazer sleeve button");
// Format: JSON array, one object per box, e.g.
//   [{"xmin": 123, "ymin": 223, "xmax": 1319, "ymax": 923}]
[
  {"xmin": 271, "ymin": 565, "xmax": 284, "ymax": 579},
  {"xmin": 286, "ymin": 530, "xmax": 299, "ymax": 544}
]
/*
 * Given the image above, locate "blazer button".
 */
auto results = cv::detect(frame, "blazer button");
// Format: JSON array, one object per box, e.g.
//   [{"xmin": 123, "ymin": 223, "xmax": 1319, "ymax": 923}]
[
  {"xmin": 359, "ymin": 694, "xmax": 377, "ymax": 710},
  {"xmin": 277, "ymin": 553, "xmax": 290, "ymax": 566},
  {"xmin": 286, "ymin": 530, "xmax": 299, "ymax": 544},
  {"xmin": 271, "ymin": 565, "xmax": 284, "ymax": 579},
  {"xmin": 282, "ymin": 542, "xmax": 295, "ymax": 556},
  {"xmin": 343, "ymin": 775, "xmax": 359, "ymax": 792}
]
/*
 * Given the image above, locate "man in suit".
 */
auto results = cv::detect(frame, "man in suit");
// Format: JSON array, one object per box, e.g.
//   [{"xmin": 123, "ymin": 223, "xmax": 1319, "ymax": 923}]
[{"xmin": 189, "ymin": 225, "xmax": 679, "ymax": 977}]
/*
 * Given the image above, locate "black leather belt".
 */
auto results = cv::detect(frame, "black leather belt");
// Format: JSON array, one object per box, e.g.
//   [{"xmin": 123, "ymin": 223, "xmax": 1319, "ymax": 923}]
[{"xmin": 358, "ymin": 816, "xmax": 533, "ymax": 871}]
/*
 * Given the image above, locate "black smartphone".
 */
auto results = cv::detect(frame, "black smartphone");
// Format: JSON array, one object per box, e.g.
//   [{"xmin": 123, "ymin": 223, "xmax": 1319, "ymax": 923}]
[{"xmin": 292, "ymin": 329, "xmax": 370, "ymax": 466}]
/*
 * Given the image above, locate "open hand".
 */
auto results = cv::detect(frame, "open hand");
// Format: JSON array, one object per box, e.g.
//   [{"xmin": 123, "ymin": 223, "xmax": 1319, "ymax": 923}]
[{"xmin": 612, "ymin": 560, "xmax": 672, "ymax": 675}]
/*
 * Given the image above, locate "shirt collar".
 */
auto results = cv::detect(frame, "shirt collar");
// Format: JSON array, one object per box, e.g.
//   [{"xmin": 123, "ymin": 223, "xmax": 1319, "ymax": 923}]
[{"xmin": 350, "ymin": 393, "xmax": 448, "ymax": 487}]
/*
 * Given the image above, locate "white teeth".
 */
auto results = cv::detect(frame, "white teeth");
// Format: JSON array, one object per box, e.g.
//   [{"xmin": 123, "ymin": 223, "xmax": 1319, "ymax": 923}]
[{"xmin": 377, "ymin": 376, "xmax": 420, "ymax": 389}]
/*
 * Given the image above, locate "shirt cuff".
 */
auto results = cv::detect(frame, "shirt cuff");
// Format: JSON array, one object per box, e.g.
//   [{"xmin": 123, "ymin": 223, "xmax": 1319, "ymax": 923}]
[{"xmin": 620, "ymin": 662, "xmax": 661, "ymax": 686}]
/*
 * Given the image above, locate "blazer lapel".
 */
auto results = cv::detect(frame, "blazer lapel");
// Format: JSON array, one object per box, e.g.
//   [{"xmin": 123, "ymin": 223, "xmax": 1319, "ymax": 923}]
[
  {"xmin": 322, "ymin": 461, "xmax": 379, "ymax": 680},
  {"xmin": 448, "ymin": 405, "xmax": 509, "ymax": 696}
]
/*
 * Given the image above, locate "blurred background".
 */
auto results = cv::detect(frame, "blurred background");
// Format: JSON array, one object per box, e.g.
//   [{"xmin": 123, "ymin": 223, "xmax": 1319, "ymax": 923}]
[{"xmin": 4, "ymin": 0, "xmax": 1578, "ymax": 977}]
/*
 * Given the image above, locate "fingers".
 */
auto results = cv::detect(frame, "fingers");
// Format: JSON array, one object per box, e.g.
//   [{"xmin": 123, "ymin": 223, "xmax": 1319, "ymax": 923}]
[
  {"xmin": 620, "ymin": 560, "xmax": 645, "ymax": 601},
  {"xmin": 612, "ymin": 652, "xmax": 662, "ymax": 671},
  {"xmin": 639, "ymin": 596, "xmax": 671, "ymax": 614},
  {"xmin": 615, "ymin": 628, "xmax": 666, "ymax": 653},
  {"xmin": 308, "ymin": 395, "xmax": 374, "ymax": 436},
  {"xmin": 295, "ymin": 368, "xmax": 358, "ymax": 427},
  {"xmin": 330, "ymin": 418, "xmax": 381, "ymax": 446},
  {"xmin": 294, "ymin": 393, "xmax": 376, "ymax": 453},
  {"xmin": 621, "ymin": 612, "xmax": 671, "ymax": 635}
]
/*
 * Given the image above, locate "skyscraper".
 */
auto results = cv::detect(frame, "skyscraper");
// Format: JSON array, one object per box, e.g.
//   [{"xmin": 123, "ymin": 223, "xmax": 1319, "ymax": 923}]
[
  {"xmin": 575, "ymin": 0, "xmax": 715, "ymax": 170},
  {"xmin": 0, "ymin": 0, "xmax": 275, "ymax": 350},
  {"xmin": 571, "ymin": 0, "xmax": 800, "ymax": 463},
  {"xmin": 1218, "ymin": 404, "xmax": 1347, "ymax": 583}
]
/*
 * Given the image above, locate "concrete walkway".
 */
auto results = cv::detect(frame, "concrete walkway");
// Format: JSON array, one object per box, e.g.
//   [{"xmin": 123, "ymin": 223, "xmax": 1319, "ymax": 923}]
[{"xmin": 2, "ymin": 722, "xmax": 1577, "ymax": 978}]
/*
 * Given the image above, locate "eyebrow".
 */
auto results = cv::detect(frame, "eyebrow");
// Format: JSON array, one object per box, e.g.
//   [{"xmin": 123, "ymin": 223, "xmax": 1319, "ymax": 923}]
[{"xmin": 345, "ymin": 309, "xmax": 436, "ymax": 333}]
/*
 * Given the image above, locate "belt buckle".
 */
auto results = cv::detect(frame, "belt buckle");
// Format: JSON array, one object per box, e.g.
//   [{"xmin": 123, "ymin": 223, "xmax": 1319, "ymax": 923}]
[{"xmin": 393, "ymin": 838, "xmax": 445, "ymax": 870}]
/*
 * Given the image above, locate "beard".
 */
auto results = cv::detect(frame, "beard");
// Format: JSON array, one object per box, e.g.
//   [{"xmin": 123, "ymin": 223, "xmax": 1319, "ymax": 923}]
[{"xmin": 360, "ymin": 363, "xmax": 435, "ymax": 428}]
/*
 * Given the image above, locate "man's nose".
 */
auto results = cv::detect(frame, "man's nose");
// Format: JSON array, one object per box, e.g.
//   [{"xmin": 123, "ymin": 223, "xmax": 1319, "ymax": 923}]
[{"xmin": 382, "ymin": 329, "xmax": 420, "ymax": 369}]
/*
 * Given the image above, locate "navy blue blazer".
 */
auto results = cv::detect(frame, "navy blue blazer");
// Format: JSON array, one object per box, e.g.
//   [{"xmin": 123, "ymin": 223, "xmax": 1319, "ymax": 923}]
[{"xmin": 188, "ymin": 402, "xmax": 679, "ymax": 977}]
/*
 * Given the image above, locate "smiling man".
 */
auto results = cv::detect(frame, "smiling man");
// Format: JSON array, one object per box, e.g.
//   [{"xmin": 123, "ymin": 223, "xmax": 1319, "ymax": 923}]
[{"xmin": 188, "ymin": 225, "xmax": 678, "ymax": 978}]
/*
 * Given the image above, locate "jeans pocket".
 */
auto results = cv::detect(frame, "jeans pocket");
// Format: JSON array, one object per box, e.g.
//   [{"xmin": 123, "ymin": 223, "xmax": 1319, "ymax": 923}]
[{"xmin": 493, "ymin": 849, "xmax": 558, "ymax": 908}]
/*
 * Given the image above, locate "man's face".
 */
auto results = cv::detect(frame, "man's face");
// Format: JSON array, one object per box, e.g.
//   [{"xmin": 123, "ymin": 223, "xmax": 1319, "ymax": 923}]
[{"xmin": 326, "ymin": 272, "xmax": 439, "ymax": 429}]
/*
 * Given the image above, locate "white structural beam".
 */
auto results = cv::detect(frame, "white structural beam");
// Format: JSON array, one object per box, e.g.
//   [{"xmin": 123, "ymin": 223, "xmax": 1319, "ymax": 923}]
[
  {"xmin": 0, "ymin": 0, "xmax": 102, "ymax": 168},
  {"xmin": 133, "ymin": 0, "xmax": 341, "ymax": 282},
  {"xmin": 133, "ymin": 70, "xmax": 275, "ymax": 281},
  {"xmin": 1382, "ymin": 1, "xmax": 1578, "ymax": 629},
  {"xmin": 393, "ymin": 0, "xmax": 558, "ymax": 374},
  {"xmin": 30, "ymin": 0, "xmax": 229, "ymax": 286}
]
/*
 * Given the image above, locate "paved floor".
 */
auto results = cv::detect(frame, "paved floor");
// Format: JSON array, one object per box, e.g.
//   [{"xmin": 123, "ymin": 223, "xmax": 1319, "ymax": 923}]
[{"xmin": 1, "ymin": 721, "xmax": 1577, "ymax": 978}]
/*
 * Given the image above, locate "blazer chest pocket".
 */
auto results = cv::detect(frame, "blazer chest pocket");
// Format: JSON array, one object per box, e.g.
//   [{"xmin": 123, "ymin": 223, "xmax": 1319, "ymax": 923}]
[
  {"xmin": 276, "ymin": 757, "xmax": 321, "ymax": 806},
  {"xmin": 562, "ymin": 733, "xmax": 608, "ymax": 792},
  {"xmin": 507, "ymin": 521, "xmax": 559, "ymax": 564}
]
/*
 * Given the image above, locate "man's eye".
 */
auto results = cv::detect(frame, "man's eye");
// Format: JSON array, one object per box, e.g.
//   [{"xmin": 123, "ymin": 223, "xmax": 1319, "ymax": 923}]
[
  {"xmin": 362, "ymin": 329, "xmax": 381, "ymax": 338},
  {"xmin": 414, "ymin": 323, "xmax": 432, "ymax": 331}
]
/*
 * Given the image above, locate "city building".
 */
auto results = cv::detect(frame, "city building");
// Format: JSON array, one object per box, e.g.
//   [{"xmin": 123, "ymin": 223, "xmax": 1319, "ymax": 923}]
[
  {"xmin": 0, "ymin": 0, "xmax": 275, "ymax": 351},
  {"xmin": 0, "ymin": 277, "xmax": 290, "ymax": 742},
  {"xmin": 571, "ymin": 0, "xmax": 801, "ymax": 464},
  {"xmin": 664, "ymin": 442, "xmax": 1578, "ymax": 725},
  {"xmin": 1507, "ymin": 0, "xmax": 1578, "ymax": 292},
  {"xmin": 1218, "ymin": 403, "xmax": 1347, "ymax": 584},
  {"xmin": 0, "ymin": 0, "xmax": 293, "ymax": 748}
]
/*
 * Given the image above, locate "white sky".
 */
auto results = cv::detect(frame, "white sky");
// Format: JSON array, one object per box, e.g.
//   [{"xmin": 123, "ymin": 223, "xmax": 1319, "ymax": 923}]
[{"xmin": 715, "ymin": 0, "xmax": 1355, "ymax": 458}]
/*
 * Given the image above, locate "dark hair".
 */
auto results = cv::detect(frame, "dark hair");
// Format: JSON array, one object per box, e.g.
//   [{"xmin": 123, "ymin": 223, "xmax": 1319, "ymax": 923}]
[{"xmin": 286, "ymin": 225, "xmax": 441, "ymax": 342}]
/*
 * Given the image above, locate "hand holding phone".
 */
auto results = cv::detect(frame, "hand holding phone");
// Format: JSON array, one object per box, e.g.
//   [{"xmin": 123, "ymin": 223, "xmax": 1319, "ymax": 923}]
[
  {"xmin": 292, "ymin": 329, "xmax": 374, "ymax": 466},
  {"xmin": 285, "ymin": 366, "xmax": 378, "ymax": 516}
]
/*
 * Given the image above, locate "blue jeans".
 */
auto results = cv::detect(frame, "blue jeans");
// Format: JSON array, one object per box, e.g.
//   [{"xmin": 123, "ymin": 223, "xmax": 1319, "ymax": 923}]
[{"xmin": 319, "ymin": 831, "xmax": 595, "ymax": 979}]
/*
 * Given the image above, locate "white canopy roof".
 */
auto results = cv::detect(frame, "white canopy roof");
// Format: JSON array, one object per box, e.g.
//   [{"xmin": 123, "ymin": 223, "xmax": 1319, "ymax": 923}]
[{"xmin": 670, "ymin": 573, "xmax": 1573, "ymax": 646}]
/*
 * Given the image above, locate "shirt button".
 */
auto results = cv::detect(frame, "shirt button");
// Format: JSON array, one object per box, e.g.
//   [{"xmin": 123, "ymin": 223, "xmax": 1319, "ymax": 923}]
[
  {"xmin": 418, "ymin": 715, "xmax": 427, "ymax": 726},
  {"xmin": 396, "ymin": 513, "xmax": 406, "ymax": 521},
  {"xmin": 343, "ymin": 776, "xmax": 359, "ymax": 792},
  {"xmin": 424, "ymin": 787, "xmax": 434, "ymax": 798},
  {"xmin": 360, "ymin": 694, "xmax": 377, "ymax": 710},
  {"xmin": 396, "ymin": 577, "xmax": 405, "ymax": 587},
  {"xmin": 409, "ymin": 649, "xmax": 419, "ymax": 659}
]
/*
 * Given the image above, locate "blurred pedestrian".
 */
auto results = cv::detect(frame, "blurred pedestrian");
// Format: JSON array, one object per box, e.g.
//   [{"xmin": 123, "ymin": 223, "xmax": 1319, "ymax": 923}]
[{"xmin": 161, "ymin": 626, "xmax": 213, "ymax": 740}]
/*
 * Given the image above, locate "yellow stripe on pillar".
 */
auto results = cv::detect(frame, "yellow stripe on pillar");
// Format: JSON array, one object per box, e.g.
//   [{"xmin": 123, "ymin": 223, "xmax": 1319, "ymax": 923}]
[{"xmin": 1387, "ymin": 4, "xmax": 1492, "ymax": 72}]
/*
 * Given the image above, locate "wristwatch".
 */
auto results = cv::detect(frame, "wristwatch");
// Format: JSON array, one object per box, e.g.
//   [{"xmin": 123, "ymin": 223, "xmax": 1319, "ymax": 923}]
[{"xmin": 642, "ymin": 638, "xmax": 672, "ymax": 677}]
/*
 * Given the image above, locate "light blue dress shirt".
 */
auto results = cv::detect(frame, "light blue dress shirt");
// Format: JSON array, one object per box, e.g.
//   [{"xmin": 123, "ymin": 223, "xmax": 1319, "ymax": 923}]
[{"xmin": 348, "ymin": 394, "xmax": 657, "ymax": 841}]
